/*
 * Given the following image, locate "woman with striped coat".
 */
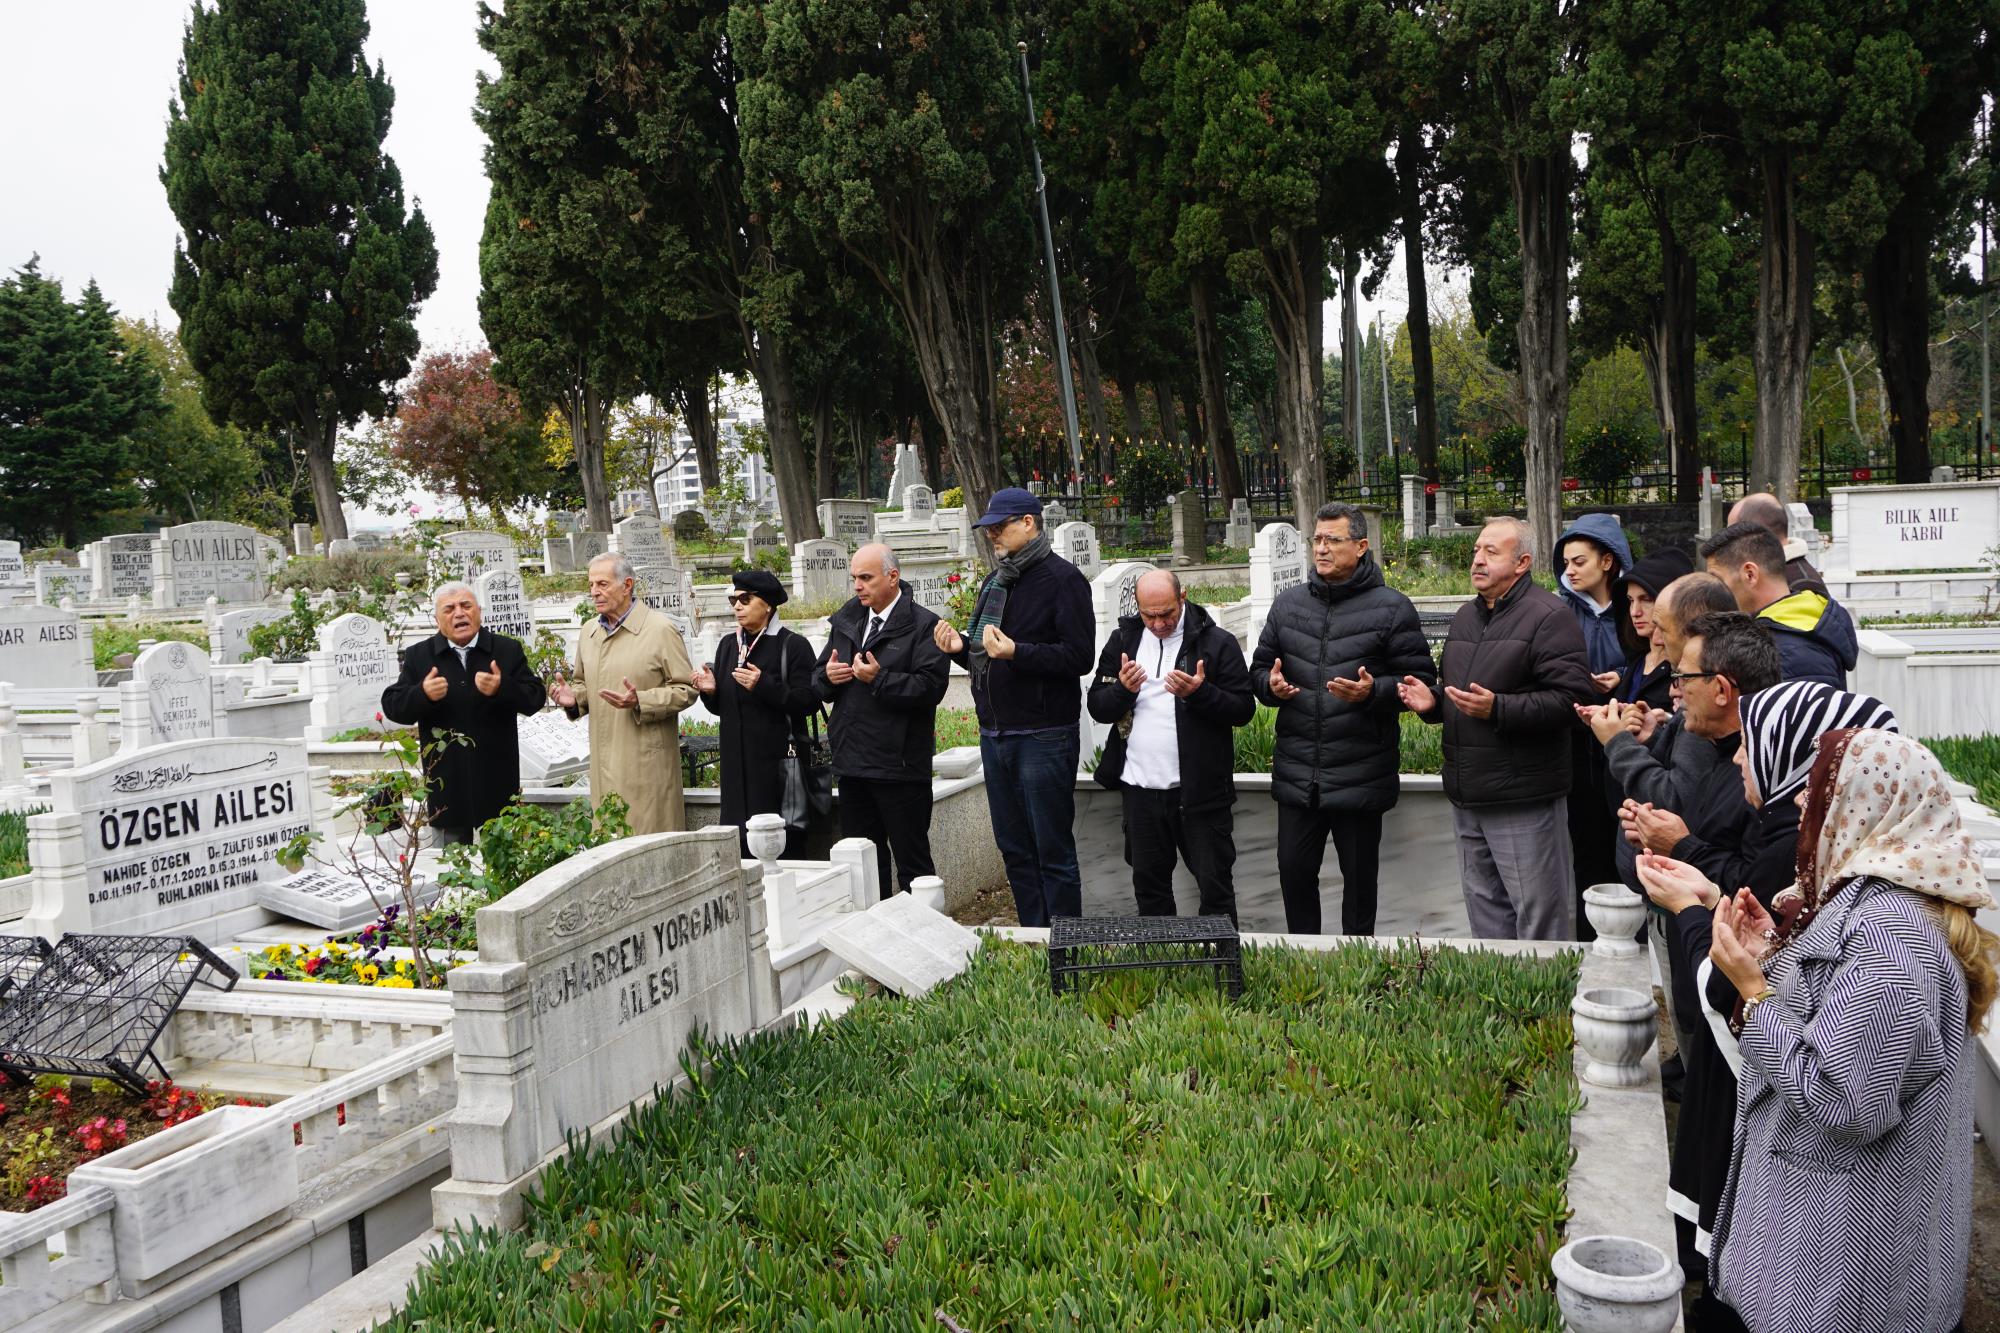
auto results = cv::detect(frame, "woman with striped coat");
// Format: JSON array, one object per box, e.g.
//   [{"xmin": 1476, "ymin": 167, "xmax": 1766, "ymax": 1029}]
[{"xmin": 1704, "ymin": 727, "xmax": 1999, "ymax": 1332}]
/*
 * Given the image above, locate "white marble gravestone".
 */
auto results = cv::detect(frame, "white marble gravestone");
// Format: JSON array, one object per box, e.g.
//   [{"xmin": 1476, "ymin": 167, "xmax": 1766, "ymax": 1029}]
[
  {"xmin": 1090, "ymin": 561, "xmax": 1153, "ymax": 643},
  {"xmin": 816, "ymin": 499, "xmax": 876, "ymax": 550},
  {"xmin": 517, "ymin": 709, "xmax": 589, "ymax": 785},
  {"xmin": 0, "ymin": 540, "xmax": 24, "ymax": 585},
  {"xmin": 885, "ymin": 442, "xmax": 924, "ymax": 508},
  {"xmin": 1248, "ymin": 522, "xmax": 1306, "ymax": 642},
  {"xmin": 792, "ymin": 539, "xmax": 850, "ymax": 604},
  {"xmin": 1226, "ymin": 499, "xmax": 1254, "ymax": 551},
  {"xmin": 431, "ymin": 827, "xmax": 779, "ymax": 1230},
  {"xmin": 430, "ymin": 530, "xmax": 518, "ymax": 585},
  {"xmin": 255, "ymin": 865, "xmax": 443, "ymax": 932},
  {"xmin": 900, "ymin": 558, "xmax": 963, "ymax": 616},
  {"xmin": 741, "ymin": 521, "xmax": 782, "ymax": 565},
  {"xmin": 571, "ymin": 530, "xmax": 609, "ymax": 571},
  {"xmin": 611, "ymin": 517, "xmax": 686, "ymax": 626},
  {"xmin": 1054, "ymin": 521, "xmax": 1103, "ymax": 578},
  {"xmin": 22, "ymin": 736, "xmax": 323, "ymax": 942},
  {"xmin": 91, "ymin": 534, "xmax": 157, "ymax": 601},
  {"xmin": 306, "ymin": 612, "xmax": 395, "ymax": 740},
  {"xmin": 152, "ymin": 520, "xmax": 268, "ymax": 607},
  {"xmin": 1827, "ymin": 481, "xmax": 2000, "ymax": 575},
  {"xmin": 904, "ymin": 484, "xmax": 937, "ymax": 521},
  {"xmin": 210, "ymin": 605, "xmax": 288, "ymax": 667},
  {"xmin": 0, "ymin": 604, "xmax": 93, "ymax": 689},
  {"xmin": 542, "ymin": 536, "xmax": 577, "ymax": 575},
  {"xmin": 35, "ymin": 564, "xmax": 89, "ymax": 606},
  {"xmin": 476, "ymin": 569, "xmax": 534, "ymax": 642},
  {"xmin": 132, "ymin": 641, "xmax": 215, "ymax": 743},
  {"xmin": 818, "ymin": 890, "xmax": 981, "ymax": 997},
  {"xmin": 1400, "ymin": 475, "xmax": 1428, "ymax": 541}
]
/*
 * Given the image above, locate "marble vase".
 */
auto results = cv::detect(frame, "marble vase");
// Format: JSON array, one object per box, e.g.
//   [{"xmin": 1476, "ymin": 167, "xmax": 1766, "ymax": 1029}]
[
  {"xmin": 1571, "ymin": 986, "xmax": 1657, "ymax": 1088},
  {"xmin": 1582, "ymin": 884, "xmax": 1645, "ymax": 958},
  {"xmin": 1552, "ymin": 1235, "xmax": 1683, "ymax": 1333}
]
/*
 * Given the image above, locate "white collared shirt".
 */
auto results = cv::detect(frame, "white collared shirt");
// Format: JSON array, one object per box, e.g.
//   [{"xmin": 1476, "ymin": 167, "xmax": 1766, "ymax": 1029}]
[
  {"xmin": 1122, "ymin": 618, "xmax": 1185, "ymax": 790},
  {"xmin": 863, "ymin": 589, "xmax": 903, "ymax": 646}
]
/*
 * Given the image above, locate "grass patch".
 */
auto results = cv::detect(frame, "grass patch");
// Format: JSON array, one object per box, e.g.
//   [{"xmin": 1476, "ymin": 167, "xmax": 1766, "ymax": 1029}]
[
  {"xmin": 1187, "ymin": 582, "xmax": 1249, "ymax": 606},
  {"xmin": 1924, "ymin": 735, "xmax": 2000, "ymax": 811},
  {"xmin": 525, "ymin": 571, "xmax": 588, "ymax": 600},
  {"xmin": 91, "ymin": 621, "xmax": 208, "ymax": 670},
  {"xmin": 391, "ymin": 940, "xmax": 1578, "ymax": 1330}
]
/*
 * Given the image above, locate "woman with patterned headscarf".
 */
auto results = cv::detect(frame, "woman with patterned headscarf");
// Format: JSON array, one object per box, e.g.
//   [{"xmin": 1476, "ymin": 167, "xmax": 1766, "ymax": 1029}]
[
  {"xmin": 1700, "ymin": 728, "xmax": 1997, "ymax": 1332},
  {"xmin": 1634, "ymin": 679, "xmax": 1899, "ymax": 1317}
]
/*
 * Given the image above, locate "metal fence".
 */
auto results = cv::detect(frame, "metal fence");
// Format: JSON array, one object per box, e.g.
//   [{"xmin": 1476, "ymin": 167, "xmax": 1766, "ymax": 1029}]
[{"xmin": 1002, "ymin": 420, "xmax": 2000, "ymax": 536}]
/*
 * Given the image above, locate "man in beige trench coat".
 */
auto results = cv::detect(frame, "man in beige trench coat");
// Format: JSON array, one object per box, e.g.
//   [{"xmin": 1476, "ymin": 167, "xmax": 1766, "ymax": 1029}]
[{"xmin": 552, "ymin": 552, "xmax": 698, "ymax": 834}]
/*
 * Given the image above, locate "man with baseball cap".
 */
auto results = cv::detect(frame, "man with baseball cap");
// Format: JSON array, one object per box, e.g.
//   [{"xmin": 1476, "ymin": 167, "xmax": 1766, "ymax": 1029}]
[{"xmin": 933, "ymin": 487, "xmax": 1095, "ymax": 925}]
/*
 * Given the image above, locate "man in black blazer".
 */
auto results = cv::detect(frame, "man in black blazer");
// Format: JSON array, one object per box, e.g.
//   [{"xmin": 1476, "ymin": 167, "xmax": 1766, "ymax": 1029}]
[
  {"xmin": 381, "ymin": 581, "xmax": 548, "ymax": 843},
  {"xmin": 1088, "ymin": 569, "xmax": 1256, "ymax": 922},
  {"xmin": 815, "ymin": 543, "xmax": 951, "ymax": 897}
]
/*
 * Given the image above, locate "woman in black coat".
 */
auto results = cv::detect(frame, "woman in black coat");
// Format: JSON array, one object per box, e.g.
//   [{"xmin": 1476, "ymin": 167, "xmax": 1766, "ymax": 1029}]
[
  {"xmin": 1611, "ymin": 550, "xmax": 1692, "ymax": 712},
  {"xmin": 693, "ymin": 569, "xmax": 821, "ymax": 857}
]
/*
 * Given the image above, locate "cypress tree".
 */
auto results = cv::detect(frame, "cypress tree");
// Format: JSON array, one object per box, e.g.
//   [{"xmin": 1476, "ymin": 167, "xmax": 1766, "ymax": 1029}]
[
  {"xmin": 162, "ymin": 0, "xmax": 437, "ymax": 540},
  {"xmin": 0, "ymin": 262, "xmax": 156, "ymax": 546}
]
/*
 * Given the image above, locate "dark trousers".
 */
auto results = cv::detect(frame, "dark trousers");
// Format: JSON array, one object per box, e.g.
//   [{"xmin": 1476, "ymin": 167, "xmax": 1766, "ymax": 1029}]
[
  {"xmin": 1569, "ymin": 738, "xmax": 1621, "ymax": 942},
  {"xmin": 1275, "ymin": 804, "xmax": 1384, "ymax": 935},
  {"xmin": 1121, "ymin": 786, "xmax": 1237, "ymax": 924},
  {"xmin": 980, "ymin": 729, "xmax": 1082, "ymax": 927},
  {"xmin": 1698, "ymin": 1299, "xmax": 1961, "ymax": 1333},
  {"xmin": 837, "ymin": 775, "xmax": 935, "ymax": 898}
]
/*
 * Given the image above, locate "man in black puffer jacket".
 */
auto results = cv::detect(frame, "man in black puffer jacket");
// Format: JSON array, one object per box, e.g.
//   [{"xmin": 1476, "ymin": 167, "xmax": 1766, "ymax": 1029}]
[
  {"xmin": 1398, "ymin": 516, "xmax": 1597, "ymax": 940},
  {"xmin": 1088, "ymin": 570, "xmax": 1256, "ymax": 921},
  {"xmin": 1248, "ymin": 503, "xmax": 1434, "ymax": 934}
]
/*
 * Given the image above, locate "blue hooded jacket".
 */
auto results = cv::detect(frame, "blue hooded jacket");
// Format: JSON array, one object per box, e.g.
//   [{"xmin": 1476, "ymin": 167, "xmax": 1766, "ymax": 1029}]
[{"xmin": 1555, "ymin": 513, "xmax": 1634, "ymax": 676}]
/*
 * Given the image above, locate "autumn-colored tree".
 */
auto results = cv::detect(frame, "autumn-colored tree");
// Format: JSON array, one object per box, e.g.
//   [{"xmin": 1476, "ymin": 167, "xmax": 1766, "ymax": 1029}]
[{"xmin": 390, "ymin": 349, "xmax": 548, "ymax": 522}]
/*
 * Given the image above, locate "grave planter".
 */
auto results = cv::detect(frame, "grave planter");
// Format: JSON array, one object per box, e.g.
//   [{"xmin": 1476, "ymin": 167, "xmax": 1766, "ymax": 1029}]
[
  {"xmin": 1571, "ymin": 986, "xmax": 1657, "ymax": 1088},
  {"xmin": 1580, "ymin": 885, "xmax": 1644, "ymax": 958},
  {"xmin": 69, "ymin": 1104, "xmax": 298, "ymax": 1289},
  {"xmin": 1551, "ymin": 1235, "xmax": 1682, "ymax": 1333}
]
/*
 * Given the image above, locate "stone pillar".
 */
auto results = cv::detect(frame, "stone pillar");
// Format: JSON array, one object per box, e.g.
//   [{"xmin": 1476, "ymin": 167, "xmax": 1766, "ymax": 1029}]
[
  {"xmin": 740, "ymin": 858, "xmax": 781, "ymax": 1029},
  {"xmin": 1696, "ymin": 467, "xmax": 1725, "ymax": 540},
  {"xmin": 830, "ymin": 836, "xmax": 880, "ymax": 909},
  {"xmin": 0, "ymin": 692, "xmax": 31, "ymax": 811},
  {"xmin": 1435, "ymin": 484, "xmax": 1459, "ymax": 531},
  {"xmin": 292, "ymin": 523, "xmax": 314, "ymax": 557},
  {"xmin": 1169, "ymin": 489, "xmax": 1205, "ymax": 567},
  {"xmin": 1400, "ymin": 474, "xmax": 1428, "ymax": 539},
  {"xmin": 72, "ymin": 696, "xmax": 111, "ymax": 766}
]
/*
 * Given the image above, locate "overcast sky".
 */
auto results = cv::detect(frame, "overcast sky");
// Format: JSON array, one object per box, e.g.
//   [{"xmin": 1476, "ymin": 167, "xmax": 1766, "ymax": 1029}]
[
  {"xmin": 0, "ymin": 2, "xmax": 494, "ymax": 352},
  {"xmin": 0, "ymin": 1, "xmax": 1407, "ymax": 436}
]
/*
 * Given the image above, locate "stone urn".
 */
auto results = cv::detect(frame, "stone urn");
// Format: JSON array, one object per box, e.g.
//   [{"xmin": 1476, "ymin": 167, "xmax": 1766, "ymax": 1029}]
[
  {"xmin": 744, "ymin": 811, "xmax": 788, "ymax": 866},
  {"xmin": 1552, "ymin": 1235, "xmax": 1683, "ymax": 1333},
  {"xmin": 1571, "ymin": 986, "xmax": 1657, "ymax": 1087},
  {"xmin": 1582, "ymin": 884, "xmax": 1645, "ymax": 958}
]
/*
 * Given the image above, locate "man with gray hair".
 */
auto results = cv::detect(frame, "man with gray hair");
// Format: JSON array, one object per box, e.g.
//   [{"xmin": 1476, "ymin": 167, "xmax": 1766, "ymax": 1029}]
[
  {"xmin": 381, "ymin": 579, "xmax": 547, "ymax": 843},
  {"xmin": 552, "ymin": 551, "xmax": 697, "ymax": 834},
  {"xmin": 1399, "ymin": 516, "xmax": 1596, "ymax": 939},
  {"xmin": 815, "ymin": 542, "xmax": 951, "ymax": 896}
]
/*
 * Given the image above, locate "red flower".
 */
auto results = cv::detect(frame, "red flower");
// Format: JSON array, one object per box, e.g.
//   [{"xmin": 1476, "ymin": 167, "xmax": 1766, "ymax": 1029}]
[
  {"xmin": 374, "ymin": 711, "xmax": 384, "ymax": 722},
  {"xmin": 303, "ymin": 956, "xmax": 324, "ymax": 976},
  {"xmin": 25, "ymin": 1176, "xmax": 65, "ymax": 1205},
  {"xmin": 946, "ymin": 574, "xmax": 960, "ymax": 585}
]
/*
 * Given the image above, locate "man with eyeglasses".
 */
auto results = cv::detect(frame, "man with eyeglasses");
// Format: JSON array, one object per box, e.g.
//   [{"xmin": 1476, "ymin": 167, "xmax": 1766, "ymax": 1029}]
[
  {"xmin": 933, "ymin": 488, "xmax": 1094, "ymax": 926},
  {"xmin": 1249, "ymin": 503, "xmax": 1432, "ymax": 934},
  {"xmin": 1088, "ymin": 568, "xmax": 1256, "ymax": 922},
  {"xmin": 1618, "ymin": 611, "xmax": 1787, "ymax": 899}
]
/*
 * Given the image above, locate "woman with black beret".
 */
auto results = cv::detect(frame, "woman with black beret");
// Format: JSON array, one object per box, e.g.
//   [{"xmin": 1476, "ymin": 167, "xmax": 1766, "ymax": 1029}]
[{"xmin": 692, "ymin": 569, "xmax": 821, "ymax": 856}]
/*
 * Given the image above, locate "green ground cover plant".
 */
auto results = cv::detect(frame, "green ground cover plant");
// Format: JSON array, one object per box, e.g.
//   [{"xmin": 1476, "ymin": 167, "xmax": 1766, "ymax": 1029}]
[
  {"xmin": 0, "ymin": 809, "xmax": 45, "ymax": 878},
  {"xmin": 1924, "ymin": 735, "xmax": 2000, "ymax": 811},
  {"xmin": 393, "ymin": 940, "xmax": 1579, "ymax": 1330},
  {"xmin": 91, "ymin": 621, "xmax": 208, "ymax": 669}
]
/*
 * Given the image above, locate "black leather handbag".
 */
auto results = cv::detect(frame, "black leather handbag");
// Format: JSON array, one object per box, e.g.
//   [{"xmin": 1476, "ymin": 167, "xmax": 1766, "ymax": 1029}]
[{"xmin": 781, "ymin": 706, "xmax": 834, "ymax": 835}]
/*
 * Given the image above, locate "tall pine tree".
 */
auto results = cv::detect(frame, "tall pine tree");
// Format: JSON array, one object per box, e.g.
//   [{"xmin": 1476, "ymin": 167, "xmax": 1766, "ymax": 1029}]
[
  {"xmin": 0, "ymin": 261, "xmax": 157, "ymax": 545},
  {"xmin": 163, "ymin": 0, "xmax": 436, "ymax": 540}
]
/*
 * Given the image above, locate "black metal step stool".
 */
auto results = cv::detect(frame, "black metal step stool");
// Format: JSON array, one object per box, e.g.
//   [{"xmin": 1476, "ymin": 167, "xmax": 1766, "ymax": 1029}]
[{"xmin": 1048, "ymin": 915, "xmax": 1244, "ymax": 1000}]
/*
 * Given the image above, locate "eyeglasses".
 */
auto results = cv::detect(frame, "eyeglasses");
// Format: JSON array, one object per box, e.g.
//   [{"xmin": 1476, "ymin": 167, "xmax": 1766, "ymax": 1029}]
[
  {"xmin": 1668, "ymin": 670, "xmax": 1726, "ymax": 686},
  {"xmin": 1311, "ymin": 535, "xmax": 1357, "ymax": 548},
  {"xmin": 725, "ymin": 593, "xmax": 756, "ymax": 606}
]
